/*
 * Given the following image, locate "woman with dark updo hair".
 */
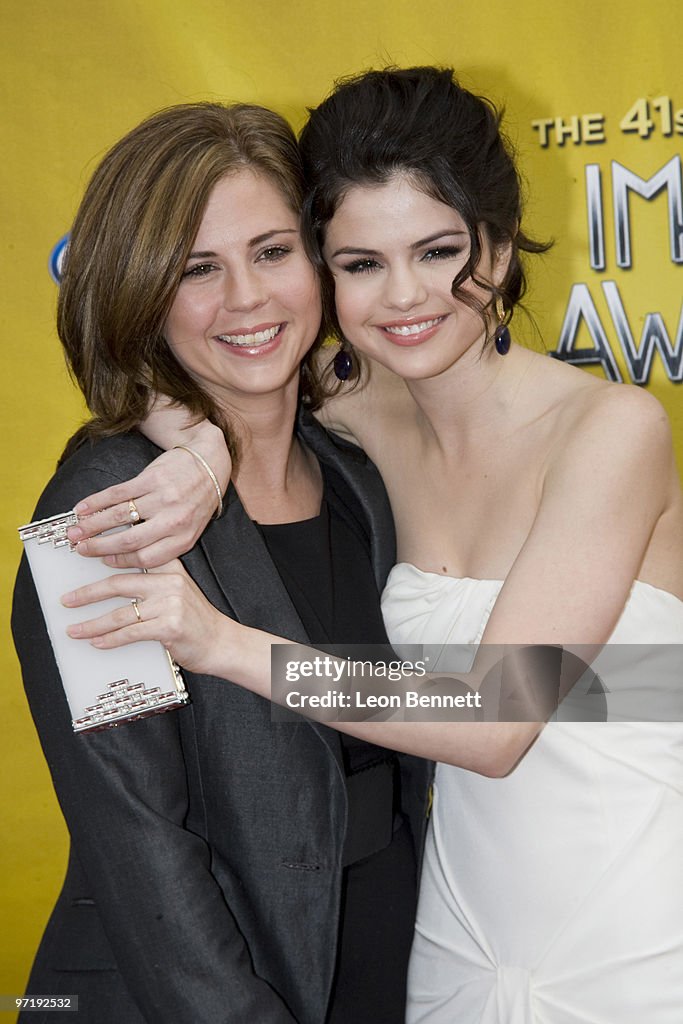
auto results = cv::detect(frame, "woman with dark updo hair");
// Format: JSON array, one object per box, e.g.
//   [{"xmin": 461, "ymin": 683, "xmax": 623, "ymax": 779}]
[{"xmin": 62, "ymin": 68, "xmax": 683, "ymax": 1022}]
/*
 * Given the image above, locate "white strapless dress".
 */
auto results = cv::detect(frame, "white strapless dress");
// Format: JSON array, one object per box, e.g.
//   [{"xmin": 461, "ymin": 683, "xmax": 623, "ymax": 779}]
[{"xmin": 381, "ymin": 566, "xmax": 683, "ymax": 1023}]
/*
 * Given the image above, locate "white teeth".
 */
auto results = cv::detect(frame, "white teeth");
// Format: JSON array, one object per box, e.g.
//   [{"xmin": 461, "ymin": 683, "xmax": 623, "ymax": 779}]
[
  {"xmin": 383, "ymin": 318, "xmax": 441, "ymax": 336},
  {"xmin": 219, "ymin": 325, "xmax": 281, "ymax": 346}
]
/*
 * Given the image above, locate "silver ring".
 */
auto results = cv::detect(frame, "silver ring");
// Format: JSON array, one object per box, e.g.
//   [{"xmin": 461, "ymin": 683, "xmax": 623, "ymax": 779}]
[
  {"xmin": 131, "ymin": 598, "xmax": 142, "ymax": 623},
  {"xmin": 128, "ymin": 499, "xmax": 141, "ymax": 524}
]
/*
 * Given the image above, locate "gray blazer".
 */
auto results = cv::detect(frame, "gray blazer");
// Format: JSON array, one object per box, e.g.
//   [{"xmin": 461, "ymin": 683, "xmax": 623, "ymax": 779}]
[{"xmin": 12, "ymin": 412, "xmax": 431, "ymax": 1024}]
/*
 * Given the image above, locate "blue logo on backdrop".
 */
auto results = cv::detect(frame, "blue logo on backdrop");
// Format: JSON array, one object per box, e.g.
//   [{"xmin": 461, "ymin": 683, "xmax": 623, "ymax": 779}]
[{"xmin": 49, "ymin": 234, "xmax": 69, "ymax": 284}]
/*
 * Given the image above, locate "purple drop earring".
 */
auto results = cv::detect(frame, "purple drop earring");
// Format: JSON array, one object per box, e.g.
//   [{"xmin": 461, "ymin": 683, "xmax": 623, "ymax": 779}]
[
  {"xmin": 334, "ymin": 342, "xmax": 354, "ymax": 381},
  {"xmin": 494, "ymin": 296, "xmax": 511, "ymax": 355}
]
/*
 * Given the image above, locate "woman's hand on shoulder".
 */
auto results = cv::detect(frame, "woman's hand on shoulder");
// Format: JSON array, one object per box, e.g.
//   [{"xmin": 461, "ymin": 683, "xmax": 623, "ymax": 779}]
[{"xmin": 67, "ymin": 421, "xmax": 232, "ymax": 568}]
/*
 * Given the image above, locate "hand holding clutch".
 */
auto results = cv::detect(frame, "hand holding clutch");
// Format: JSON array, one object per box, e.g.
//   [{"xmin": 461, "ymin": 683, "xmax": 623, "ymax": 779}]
[{"xmin": 19, "ymin": 510, "xmax": 188, "ymax": 732}]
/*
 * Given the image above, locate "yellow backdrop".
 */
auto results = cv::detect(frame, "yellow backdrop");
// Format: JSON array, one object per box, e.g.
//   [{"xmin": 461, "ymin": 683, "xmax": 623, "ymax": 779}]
[{"xmin": 2, "ymin": 0, "xmax": 681, "ymax": 1005}]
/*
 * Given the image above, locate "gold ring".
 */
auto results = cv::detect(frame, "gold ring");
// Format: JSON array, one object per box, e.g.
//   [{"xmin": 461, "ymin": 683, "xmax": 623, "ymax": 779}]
[
  {"xmin": 128, "ymin": 499, "xmax": 141, "ymax": 523},
  {"xmin": 131, "ymin": 598, "xmax": 142, "ymax": 623}
]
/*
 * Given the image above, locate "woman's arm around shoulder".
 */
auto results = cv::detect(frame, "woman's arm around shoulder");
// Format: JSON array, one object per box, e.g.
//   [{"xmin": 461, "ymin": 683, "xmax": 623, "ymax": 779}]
[{"xmin": 63, "ymin": 403, "xmax": 232, "ymax": 568}]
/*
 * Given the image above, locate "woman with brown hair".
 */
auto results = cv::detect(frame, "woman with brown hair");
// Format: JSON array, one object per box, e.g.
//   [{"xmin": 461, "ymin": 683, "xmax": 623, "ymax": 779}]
[{"xmin": 12, "ymin": 100, "xmax": 430, "ymax": 1024}]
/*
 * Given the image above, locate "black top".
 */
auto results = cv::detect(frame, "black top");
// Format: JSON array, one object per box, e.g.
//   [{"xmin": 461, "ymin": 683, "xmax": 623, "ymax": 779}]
[{"xmin": 257, "ymin": 462, "xmax": 399, "ymax": 863}]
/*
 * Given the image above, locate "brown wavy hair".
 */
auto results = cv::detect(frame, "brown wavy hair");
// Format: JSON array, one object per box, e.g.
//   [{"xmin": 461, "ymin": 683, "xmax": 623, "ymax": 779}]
[{"xmin": 59, "ymin": 102, "xmax": 327, "ymax": 462}]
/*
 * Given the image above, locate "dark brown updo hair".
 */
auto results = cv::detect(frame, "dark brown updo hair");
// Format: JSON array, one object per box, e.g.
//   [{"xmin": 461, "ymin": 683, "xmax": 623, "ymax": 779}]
[{"xmin": 299, "ymin": 66, "xmax": 550, "ymax": 365}]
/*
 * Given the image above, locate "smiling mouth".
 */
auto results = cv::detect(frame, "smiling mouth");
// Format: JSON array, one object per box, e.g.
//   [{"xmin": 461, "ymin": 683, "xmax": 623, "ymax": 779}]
[
  {"xmin": 377, "ymin": 316, "xmax": 448, "ymax": 345},
  {"xmin": 217, "ymin": 324, "xmax": 283, "ymax": 347},
  {"xmin": 382, "ymin": 317, "xmax": 446, "ymax": 337}
]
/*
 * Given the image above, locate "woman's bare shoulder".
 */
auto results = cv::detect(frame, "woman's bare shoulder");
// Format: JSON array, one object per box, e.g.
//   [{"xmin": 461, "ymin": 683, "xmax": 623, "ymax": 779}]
[
  {"xmin": 534, "ymin": 362, "xmax": 675, "ymax": 516},
  {"xmin": 558, "ymin": 369, "xmax": 669, "ymax": 448},
  {"xmin": 529, "ymin": 354, "xmax": 670, "ymax": 448}
]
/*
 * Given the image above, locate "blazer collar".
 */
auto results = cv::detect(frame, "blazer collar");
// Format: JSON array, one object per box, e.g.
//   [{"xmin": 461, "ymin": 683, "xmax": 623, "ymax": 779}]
[
  {"xmin": 197, "ymin": 409, "xmax": 395, "ymax": 621},
  {"xmin": 296, "ymin": 409, "xmax": 395, "ymax": 590},
  {"xmin": 193, "ymin": 413, "xmax": 394, "ymax": 761},
  {"xmin": 197, "ymin": 487, "xmax": 308, "ymax": 642},
  {"xmin": 196, "ymin": 494, "xmax": 344, "ymax": 762}
]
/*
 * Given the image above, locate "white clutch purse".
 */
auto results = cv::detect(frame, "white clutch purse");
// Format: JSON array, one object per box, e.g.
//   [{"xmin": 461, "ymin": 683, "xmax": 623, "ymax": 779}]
[{"xmin": 18, "ymin": 510, "xmax": 189, "ymax": 733}]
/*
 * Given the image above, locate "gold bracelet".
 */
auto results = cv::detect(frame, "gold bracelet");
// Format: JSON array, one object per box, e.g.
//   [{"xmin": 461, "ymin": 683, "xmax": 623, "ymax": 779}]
[{"xmin": 172, "ymin": 445, "xmax": 224, "ymax": 519}]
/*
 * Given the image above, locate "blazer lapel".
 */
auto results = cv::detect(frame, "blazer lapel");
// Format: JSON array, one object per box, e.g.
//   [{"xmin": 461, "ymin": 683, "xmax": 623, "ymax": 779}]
[
  {"xmin": 193, "ymin": 482, "xmax": 345, "ymax": 769},
  {"xmin": 296, "ymin": 410, "xmax": 396, "ymax": 589},
  {"xmin": 194, "ymin": 412, "xmax": 395, "ymax": 617},
  {"xmin": 196, "ymin": 485, "xmax": 309, "ymax": 641}
]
